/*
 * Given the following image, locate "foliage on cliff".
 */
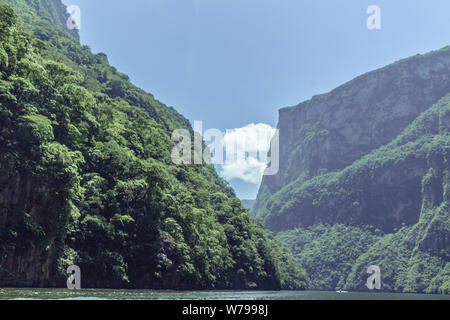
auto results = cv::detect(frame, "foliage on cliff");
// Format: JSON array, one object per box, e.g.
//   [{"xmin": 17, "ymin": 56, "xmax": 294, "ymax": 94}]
[
  {"xmin": 0, "ymin": 2, "xmax": 307, "ymax": 290},
  {"xmin": 259, "ymin": 62, "xmax": 450, "ymax": 293}
]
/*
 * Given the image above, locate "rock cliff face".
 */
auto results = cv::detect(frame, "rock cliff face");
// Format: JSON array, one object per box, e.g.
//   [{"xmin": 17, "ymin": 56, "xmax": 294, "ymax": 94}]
[
  {"xmin": 0, "ymin": 173, "xmax": 56, "ymax": 287},
  {"xmin": 254, "ymin": 47, "xmax": 450, "ymax": 293},
  {"xmin": 255, "ymin": 47, "xmax": 450, "ymax": 230},
  {"xmin": 26, "ymin": 0, "xmax": 80, "ymax": 41}
]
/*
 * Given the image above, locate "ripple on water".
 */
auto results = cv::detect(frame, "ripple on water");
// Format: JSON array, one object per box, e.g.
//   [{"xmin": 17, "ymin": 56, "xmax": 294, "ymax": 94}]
[{"xmin": 0, "ymin": 289, "xmax": 449, "ymax": 300}]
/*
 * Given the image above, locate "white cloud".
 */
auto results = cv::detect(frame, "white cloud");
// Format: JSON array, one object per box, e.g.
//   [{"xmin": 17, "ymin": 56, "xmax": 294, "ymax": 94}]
[{"xmin": 217, "ymin": 123, "xmax": 276, "ymax": 185}]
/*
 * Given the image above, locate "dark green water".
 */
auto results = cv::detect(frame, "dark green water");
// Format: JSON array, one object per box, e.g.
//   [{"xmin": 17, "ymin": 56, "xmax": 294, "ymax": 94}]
[{"xmin": 0, "ymin": 288, "xmax": 449, "ymax": 300}]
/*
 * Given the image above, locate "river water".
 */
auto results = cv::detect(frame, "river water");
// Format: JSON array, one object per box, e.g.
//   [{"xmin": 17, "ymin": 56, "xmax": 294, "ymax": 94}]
[{"xmin": 0, "ymin": 288, "xmax": 449, "ymax": 300}]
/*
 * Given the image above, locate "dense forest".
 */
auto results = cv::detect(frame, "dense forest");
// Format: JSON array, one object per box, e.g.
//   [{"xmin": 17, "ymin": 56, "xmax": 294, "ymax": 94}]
[
  {"xmin": 254, "ymin": 44, "xmax": 450, "ymax": 294},
  {"xmin": 0, "ymin": 1, "xmax": 307, "ymax": 289}
]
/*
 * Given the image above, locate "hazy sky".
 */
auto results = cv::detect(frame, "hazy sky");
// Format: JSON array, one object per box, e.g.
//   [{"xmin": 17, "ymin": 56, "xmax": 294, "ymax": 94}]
[{"xmin": 62, "ymin": 0, "xmax": 450, "ymax": 198}]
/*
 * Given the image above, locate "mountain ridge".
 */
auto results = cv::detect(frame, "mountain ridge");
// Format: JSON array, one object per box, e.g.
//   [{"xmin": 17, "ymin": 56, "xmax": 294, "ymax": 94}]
[
  {"xmin": 254, "ymin": 45, "xmax": 450, "ymax": 293},
  {"xmin": 255, "ymin": 44, "xmax": 450, "ymax": 221}
]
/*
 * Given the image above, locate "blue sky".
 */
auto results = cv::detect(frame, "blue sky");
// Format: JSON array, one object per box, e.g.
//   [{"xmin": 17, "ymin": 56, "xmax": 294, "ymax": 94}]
[{"xmin": 62, "ymin": 0, "xmax": 450, "ymax": 198}]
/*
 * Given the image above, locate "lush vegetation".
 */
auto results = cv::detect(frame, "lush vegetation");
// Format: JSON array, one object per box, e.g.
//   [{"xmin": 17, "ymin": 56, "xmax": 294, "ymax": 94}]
[
  {"xmin": 0, "ymin": 2, "xmax": 307, "ymax": 290},
  {"xmin": 261, "ymin": 95, "xmax": 449, "ymax": 230},
  {"xmin": 270, "ymin": 88, "xmax": 450, "ymax": 293},
  {"xmin": 278, "ymin": 224, "xmax": 382, "ymax": 291},
  {"xmin": 252, "ymin": 24, "xmax": 450, "ymax": 292}
]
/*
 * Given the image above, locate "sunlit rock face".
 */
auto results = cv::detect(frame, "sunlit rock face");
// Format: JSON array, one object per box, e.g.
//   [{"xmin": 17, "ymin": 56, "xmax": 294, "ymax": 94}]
[
  {"xmin": 254, "ymin": 46, "xmax": 450, "ymax": 293},
  {"xmin": 254, "ymin": 47, "xmax": 450, "ymax": 232}
]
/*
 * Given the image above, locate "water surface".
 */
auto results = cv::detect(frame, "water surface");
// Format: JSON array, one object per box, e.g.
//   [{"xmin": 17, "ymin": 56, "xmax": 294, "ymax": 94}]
[{"xmin": 0, "ymin": 288, "xmax": 448, "ymax": 300}]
